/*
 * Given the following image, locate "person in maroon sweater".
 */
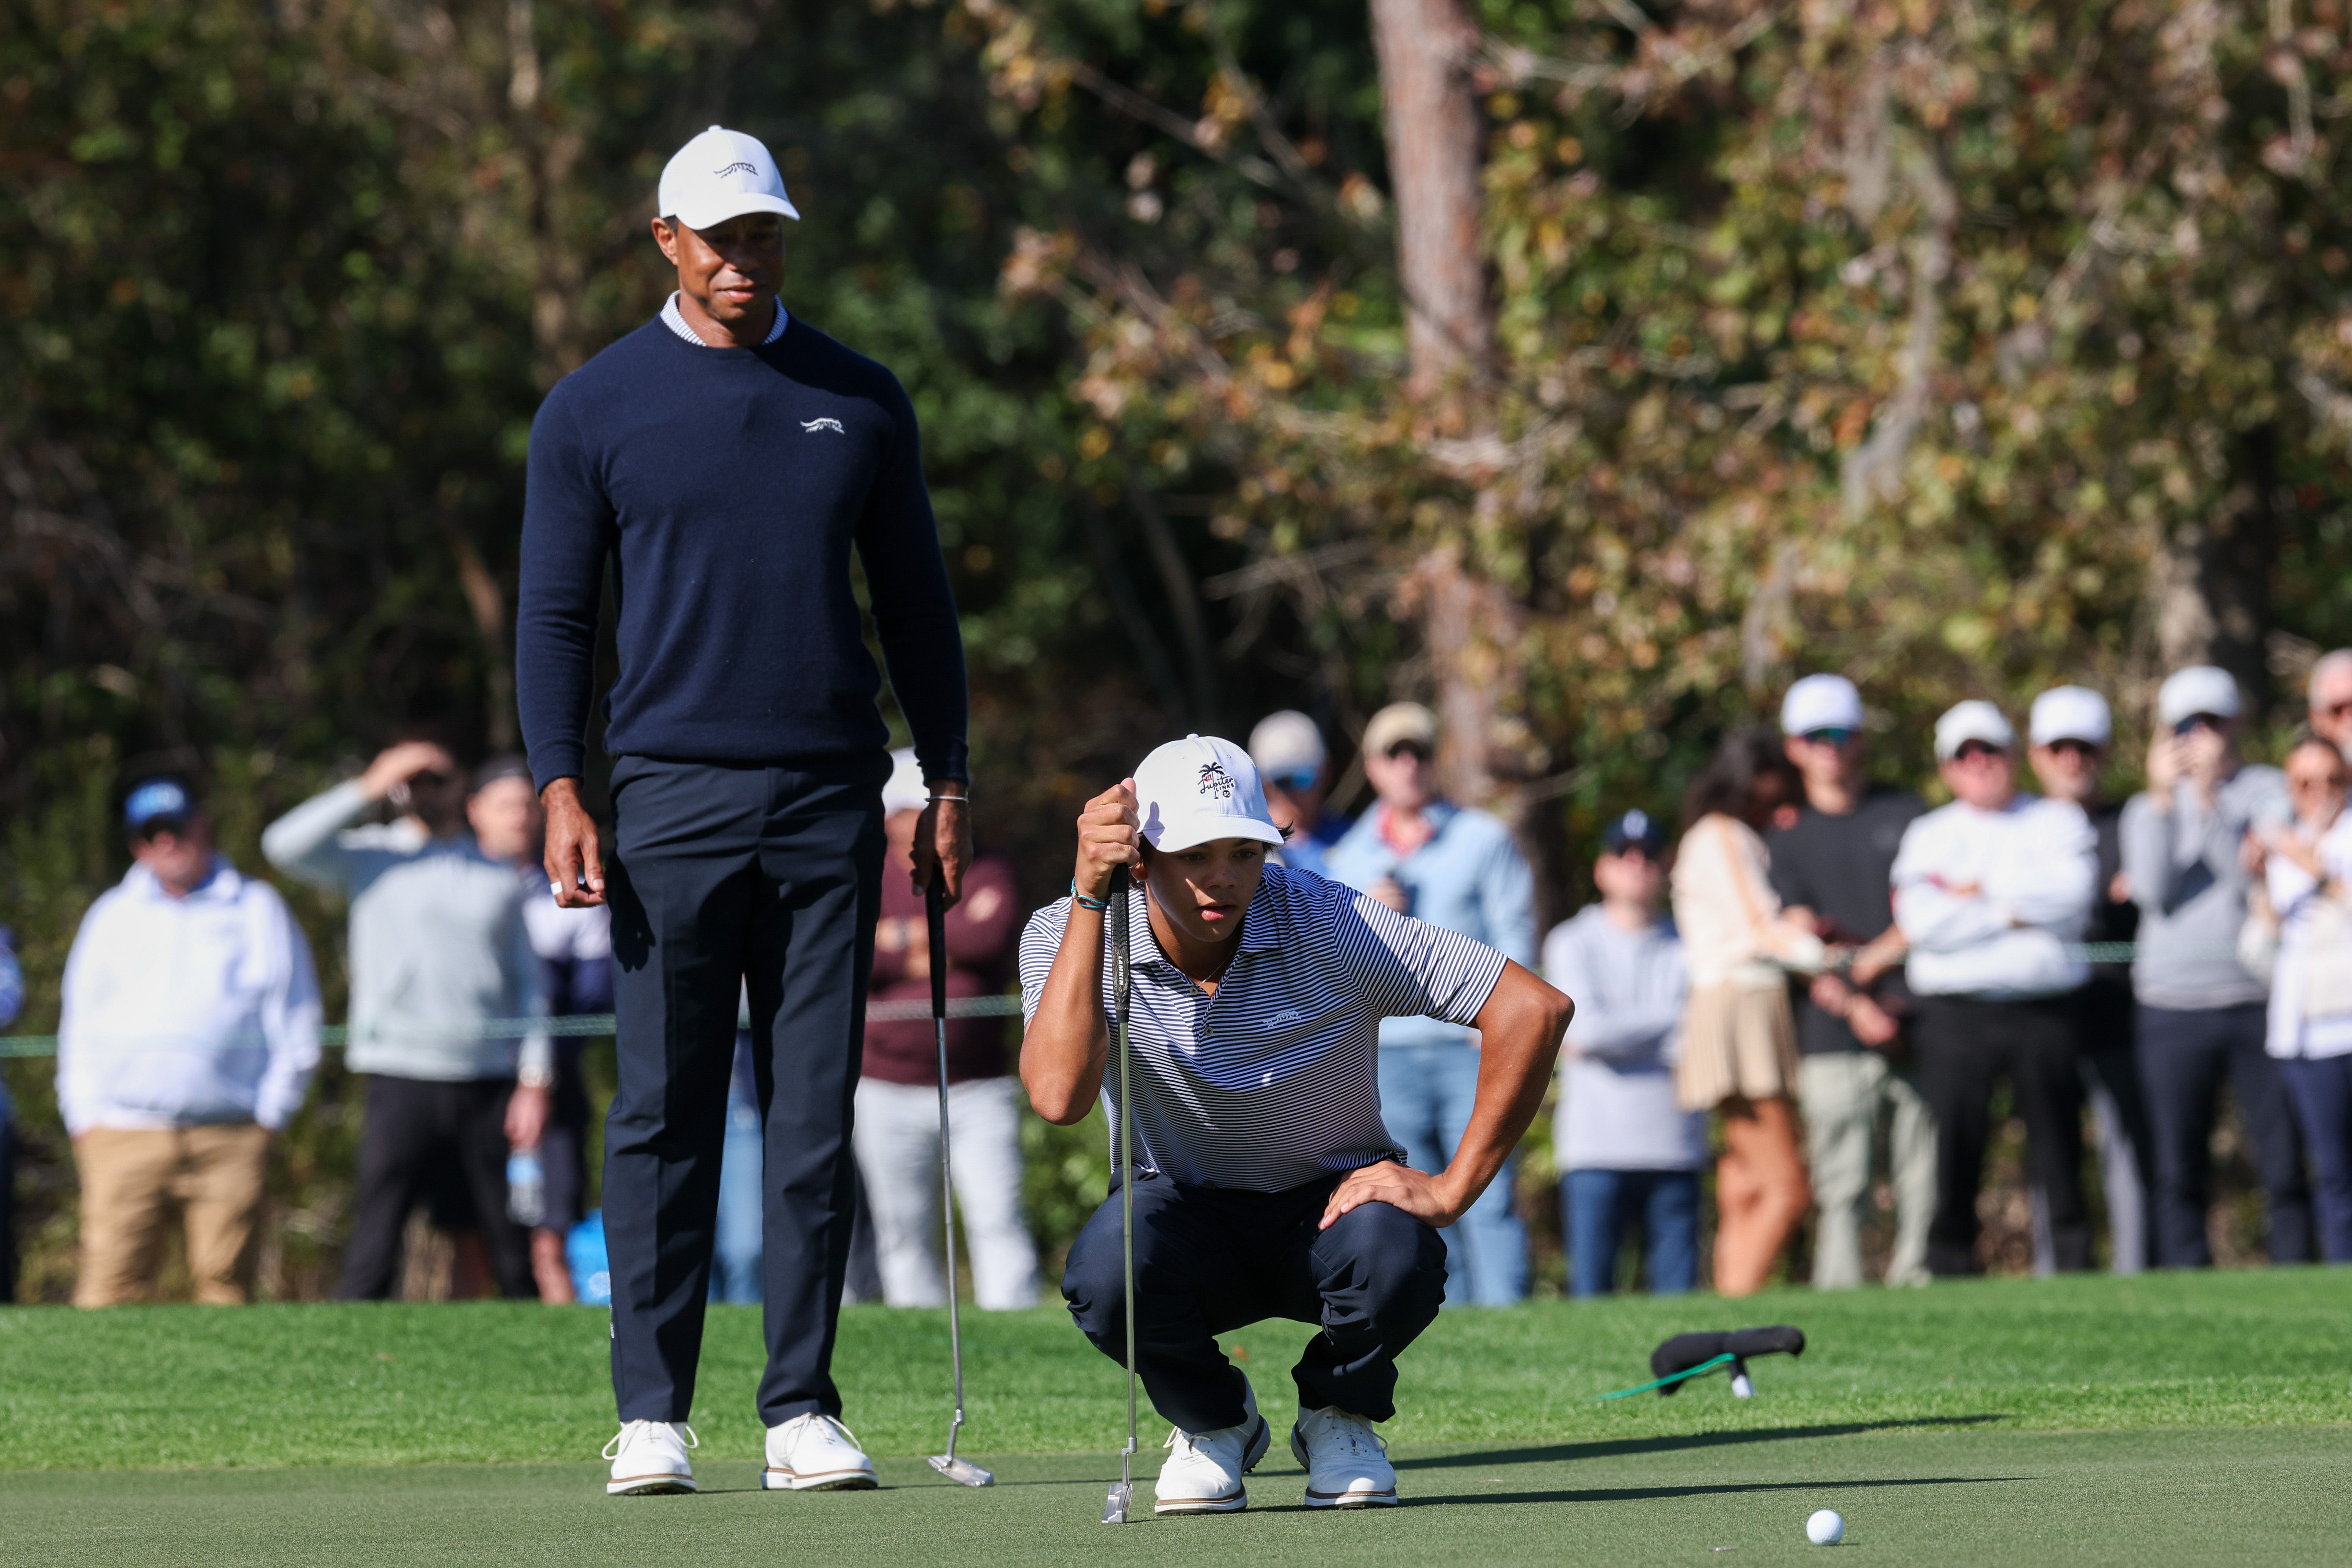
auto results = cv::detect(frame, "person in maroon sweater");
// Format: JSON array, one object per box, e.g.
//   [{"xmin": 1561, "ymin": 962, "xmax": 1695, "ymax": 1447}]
[{"xmin": 853, "ymin": 752, "xmax": 1037, "ymax": 1308}]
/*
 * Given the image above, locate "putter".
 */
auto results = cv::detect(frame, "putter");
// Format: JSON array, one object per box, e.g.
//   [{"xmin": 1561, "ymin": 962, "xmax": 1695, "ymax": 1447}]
[
  {"xmin": 925, "ymin": 876, "xmax": 995, "ymax": 1489},
  {"xmin": 1101, "ymin": 865, "xmax": 1140, "ymax": 1525},
  {"xmin": 1651, "ymin": 1326, "xmax": 1806, "ymax": 1399}
]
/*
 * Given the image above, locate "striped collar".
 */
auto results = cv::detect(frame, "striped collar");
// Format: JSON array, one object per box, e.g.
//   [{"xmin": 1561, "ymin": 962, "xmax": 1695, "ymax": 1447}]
[{"xmin": 660, "ymin": 292, "xmax": 790, "ymax": 348}]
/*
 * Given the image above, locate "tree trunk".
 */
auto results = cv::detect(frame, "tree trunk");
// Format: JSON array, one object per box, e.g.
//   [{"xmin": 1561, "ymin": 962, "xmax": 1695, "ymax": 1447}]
[
  {"xmin": 2151, "ymin": 424, "xmax": 2278, "ymax": 710},
  {"xmin": 1367, "ymin": 0, "xmax": 1491, "ymax": 397}
]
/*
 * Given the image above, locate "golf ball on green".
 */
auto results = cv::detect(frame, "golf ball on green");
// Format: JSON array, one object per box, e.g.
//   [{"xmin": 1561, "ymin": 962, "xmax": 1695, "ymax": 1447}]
[{"xmin": 1806, "ymin": 1510, "xmax": 1845, "ymax": 1545}]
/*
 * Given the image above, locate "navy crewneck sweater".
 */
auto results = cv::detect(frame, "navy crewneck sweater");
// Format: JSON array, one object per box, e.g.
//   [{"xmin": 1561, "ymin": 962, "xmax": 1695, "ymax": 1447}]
[{"xmin": 516, "ymin": 314, "xmax": 967, "ymax": 789}]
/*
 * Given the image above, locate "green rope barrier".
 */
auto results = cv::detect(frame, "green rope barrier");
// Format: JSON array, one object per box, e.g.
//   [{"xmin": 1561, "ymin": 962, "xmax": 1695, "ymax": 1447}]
[{"xmin": 1597, "ymin": 1352, "xmax": 1737, "ymax": 1401}]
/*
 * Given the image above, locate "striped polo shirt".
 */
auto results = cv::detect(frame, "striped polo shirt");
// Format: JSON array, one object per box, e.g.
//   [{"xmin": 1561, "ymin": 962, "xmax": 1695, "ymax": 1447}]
[{"xmin": 1018, "ymin": 863, "xmax": 1510, "ymax": 1192}]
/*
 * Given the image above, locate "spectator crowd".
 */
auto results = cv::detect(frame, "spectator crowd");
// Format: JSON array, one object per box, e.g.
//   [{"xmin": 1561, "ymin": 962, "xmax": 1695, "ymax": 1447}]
[{"xmin": 8, "ymin": 656, "xmax": 2352, "ymax": 1305}]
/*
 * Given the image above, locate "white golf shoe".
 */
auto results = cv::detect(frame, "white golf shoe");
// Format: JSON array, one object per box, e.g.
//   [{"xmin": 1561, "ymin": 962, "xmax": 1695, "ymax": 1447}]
[
  {"xmin": 603, "ymin": 1420, "xmax": 697, "ymax": 1496},
  {"xmin": 763, "ymin": 1412, "xmax": 880, "ymax": 1491},
  {"xmin": 1291, "ymin": 1404, "xmax": 1397, "ymax": 1508},
  {"xmin": 1152, "ymin": 1382, "xmax": 1270, "ymax": 1515}
]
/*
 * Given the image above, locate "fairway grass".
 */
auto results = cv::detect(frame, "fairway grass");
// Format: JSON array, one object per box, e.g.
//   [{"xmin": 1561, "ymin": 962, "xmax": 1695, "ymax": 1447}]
[{"xmin": 5, "ymin": 1270, "xmax": 2348, "ymax": 1564}]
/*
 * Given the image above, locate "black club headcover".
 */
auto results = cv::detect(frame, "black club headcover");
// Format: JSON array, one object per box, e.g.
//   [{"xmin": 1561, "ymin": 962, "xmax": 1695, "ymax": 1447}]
[{"xmin": 1649, "ymin": 1325, "xmax": 1806, "ymax": 1396}]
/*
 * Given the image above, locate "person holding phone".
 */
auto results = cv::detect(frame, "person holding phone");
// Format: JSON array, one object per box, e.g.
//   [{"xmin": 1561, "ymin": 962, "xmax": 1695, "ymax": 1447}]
[{"xmin": 2120, "ymin": 666, "xmax": 2310, "ymax": 1268}]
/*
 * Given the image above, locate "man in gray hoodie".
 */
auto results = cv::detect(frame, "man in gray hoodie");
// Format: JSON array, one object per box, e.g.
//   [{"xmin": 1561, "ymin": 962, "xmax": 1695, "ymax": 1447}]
[
  {"xmin": 264, "ymin": 739, "xmax": 551, "ymax": 1299},
  {"xmin": 2120, "ymin": 666, "xmax": 2311, "ymax": 1267}
]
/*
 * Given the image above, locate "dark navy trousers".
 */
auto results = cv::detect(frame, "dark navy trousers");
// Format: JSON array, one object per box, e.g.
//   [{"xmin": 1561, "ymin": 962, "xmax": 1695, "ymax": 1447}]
[
  {"xmin": 1062, "ymin": 1171, "xmax": 1447, "ymax": 1434},
  {"xmin": 603, "ymin": 753, "xmax": 887, "ymax": 1426}
]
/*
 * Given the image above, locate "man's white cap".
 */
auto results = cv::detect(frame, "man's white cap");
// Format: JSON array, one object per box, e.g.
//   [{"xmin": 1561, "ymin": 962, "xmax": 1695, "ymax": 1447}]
[
  {"xmin": 2029, "ymin": 686, "xmax": 2112, "ymax": 747},
  {"xmin": 880, "ymin": 747, "xmax": 927, "ymax": 815},
  {"xmin": 1134, "ymin": 734, "xmax": 1285, "ymax": 854},
  {"xmin": 1780, "ymin": 673, "xmax": 1865, "ymax": 737},
  {"xmin": 658, "ymin": 125, "xmax": 800, "ymax": 230},
  {"xmin": 1935, "ymin": 700, "xmax": 2016, "ymax": 761},
  {"xmin": 2157, "ymin": 665, "xmax": 2241, "ymax": 726},
  {"xmin": 1248, "ymin": 710, "xmax": 1326, "ymax": 784}
]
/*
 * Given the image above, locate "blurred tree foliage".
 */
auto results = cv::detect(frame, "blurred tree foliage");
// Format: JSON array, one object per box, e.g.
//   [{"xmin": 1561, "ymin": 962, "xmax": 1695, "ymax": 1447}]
[{"xmin": 9, "ymin": 0, "xmax": 2352, "ymax": 1296}]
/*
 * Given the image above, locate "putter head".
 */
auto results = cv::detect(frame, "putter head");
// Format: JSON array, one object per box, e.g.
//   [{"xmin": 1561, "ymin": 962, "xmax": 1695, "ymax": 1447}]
[
  {"xmin": 1102, "ymin": 1480, "xmax": 1134, "ymax": 1524},
  {"xmin": 929, "ymin": 1453, "xmax": 995, "ymax": 1488}
]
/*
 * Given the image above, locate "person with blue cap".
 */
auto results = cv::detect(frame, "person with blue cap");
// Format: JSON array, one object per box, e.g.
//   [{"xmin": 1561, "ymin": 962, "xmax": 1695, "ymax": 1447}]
[
  {"xmin": 58, "ymin": 776, "xmax": 322, "ymax": 1306},
  {"xmin": 1021, "ymin": 735, "xmax": 1572, "ymax": 1514},
  {"xmin": 1541, "ymin": 809, "xmax": 1706, "ymax": 1296}
]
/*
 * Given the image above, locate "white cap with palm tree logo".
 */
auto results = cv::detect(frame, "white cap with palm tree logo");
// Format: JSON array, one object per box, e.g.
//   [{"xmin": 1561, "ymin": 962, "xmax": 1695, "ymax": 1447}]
[{"xmin": 1132, "ymin": 735, "xmax": 1285, "ymax": 853}]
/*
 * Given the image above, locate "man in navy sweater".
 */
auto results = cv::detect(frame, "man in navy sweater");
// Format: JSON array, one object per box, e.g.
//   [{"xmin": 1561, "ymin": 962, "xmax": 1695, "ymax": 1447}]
[{"xmin": 516, "ymin": 125, "xmax": 970, "ymax": 1497}]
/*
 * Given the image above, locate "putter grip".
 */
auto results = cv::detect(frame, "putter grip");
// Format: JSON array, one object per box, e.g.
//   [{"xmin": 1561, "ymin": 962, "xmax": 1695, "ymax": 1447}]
[{"xmin": 927, "ymin": 876, "xmax": 948, "ymax": 1024}]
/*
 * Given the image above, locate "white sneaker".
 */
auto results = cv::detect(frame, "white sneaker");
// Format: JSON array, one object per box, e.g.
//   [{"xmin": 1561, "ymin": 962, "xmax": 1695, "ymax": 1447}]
[
  {"xmin": 1290, "ymin": 1404, "xmax": 1397, "ymax": 1508},
  {"xmin": 1152, "ymin": 1382, "xmax": 1270, "ymax": 1515},
  {"xmin": 763, "ymin": 1412, "xmax": 879, "ymax": 1491},
  {"xmin": 603, "ymin": 1420, "xmax": 697, "ymax": 1496}
]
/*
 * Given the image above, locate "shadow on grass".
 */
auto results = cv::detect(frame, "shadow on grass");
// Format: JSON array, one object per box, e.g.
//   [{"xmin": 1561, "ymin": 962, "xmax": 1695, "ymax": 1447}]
[
  {"xmin": 1396, "ymin": 1415, "xmax": 2011, "ymax": 1471},
  {"xmin": 1385, "ymin": 1474, "xmax": 2028, "ymax": 1510}
]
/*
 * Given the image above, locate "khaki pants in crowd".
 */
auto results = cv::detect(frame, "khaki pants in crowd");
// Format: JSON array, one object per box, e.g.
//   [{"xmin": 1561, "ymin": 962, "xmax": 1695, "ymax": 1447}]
[
  {"xmin": 1797, "ymin": 1053, "xmax": 1935, "ymax": 1289},
  {"xmin": 74, "ymin": 1123, "xmax": 270, "ymax": 1307}
]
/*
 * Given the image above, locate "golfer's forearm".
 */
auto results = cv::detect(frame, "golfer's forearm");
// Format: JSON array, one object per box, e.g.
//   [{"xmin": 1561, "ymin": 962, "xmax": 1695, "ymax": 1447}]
[
  {"xmin": 1020, "ymin": 920, "xmax": 1111, "ymax": 1123},
  {"xmin": 1439, "ymin": 965, "xmax": 1572, "ymax": 1212}
]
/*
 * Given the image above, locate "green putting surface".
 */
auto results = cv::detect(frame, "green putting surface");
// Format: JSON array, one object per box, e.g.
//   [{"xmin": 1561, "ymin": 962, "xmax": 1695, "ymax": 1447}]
[
  {"xmin": 4, "ymin": 1270, "xmax": 2349, "ymax": 1563},
  {"xmin": 6, "ymin": 1426, "xmax": 2347, "ymax": 1566}
]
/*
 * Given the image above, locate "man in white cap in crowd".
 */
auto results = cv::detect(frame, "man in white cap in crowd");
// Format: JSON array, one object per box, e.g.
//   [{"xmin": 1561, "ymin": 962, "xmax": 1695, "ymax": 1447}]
[
  {"xmin": 1323, "ymin": 702, "xmax": 1539, "ymax": 1305},
  {"xmin": 2120, "ymin": 666, "xmax": 2310, "ymax": 1267},
  {"xmin": 517, "ymin": 124, "xmax": 971, "ymax": 1495},
  {"xmin": 1247, "ymin": 711, "xmax": 1353, "ymax": 880},
  {"xmin": 1022, "ymin": 735, "xmax": 1571, "ymax": 1512},
  {"xmin": 1765, "ymin": 674, "xmax": 1933, "ymax": 1289},
  {"xmin": 2307, "ymin": 649, "xmax": 2352, "ymax": 762},
  {"xmin": 1891, "ymin": 701, "xmax": 2098, "ymax": 1276},
  {"xmin": 2025, "ymin": 687, "xmax": 2156, "ymax": 1274}
]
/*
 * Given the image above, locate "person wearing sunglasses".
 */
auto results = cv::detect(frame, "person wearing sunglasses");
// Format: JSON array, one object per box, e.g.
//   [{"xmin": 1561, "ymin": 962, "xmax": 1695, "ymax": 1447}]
[
  {"xmin": 2251, "ymin": 732, "xmax": 2352, "ymax": 1261},
  {"xmin": 1765, "ymin": 674, "xmax": 1933, "ymax": 1290},
  {"xmin": 2024, "ymin": 687, "xmax": 2156, "ymax": 1275},
  {"xmin": 1323, "ymin": 702, "xmax": 1539, "ymax": 1306},
  {"xmin": 1892, "ymin": 701, "xmax": 2099, "ymax": 1276},
  {"xmin": 1247, "ymin": 711, "xmax": 1354, "ymax": 882},
  {"xmin": 263, "ymin": 736, "xmax": 554, "ymax": 1302},
  {"xmin": 2120, "ymin": 666, "xmax": 2312, "ymax": 1269},
  {"xmin": 2305, "ymin": 650, "xmax": 2352, "ymax": 763}
]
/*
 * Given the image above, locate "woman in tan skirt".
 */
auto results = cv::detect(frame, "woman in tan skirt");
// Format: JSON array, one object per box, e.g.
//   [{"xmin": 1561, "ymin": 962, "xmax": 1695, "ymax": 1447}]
[{"xmin": 1671, "ymin": 730, "xmax": 1833, "ymax": 1295}]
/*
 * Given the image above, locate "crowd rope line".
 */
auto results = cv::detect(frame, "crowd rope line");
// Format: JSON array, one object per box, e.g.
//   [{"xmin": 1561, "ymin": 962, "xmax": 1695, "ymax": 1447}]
[
  {"xmin": 0, "ymin": 941, "xmax": 2249, "ymax": 1058},
  {"xmin": 0, "ymin": 993, "xmax": 1028, "ymax": 1058}
]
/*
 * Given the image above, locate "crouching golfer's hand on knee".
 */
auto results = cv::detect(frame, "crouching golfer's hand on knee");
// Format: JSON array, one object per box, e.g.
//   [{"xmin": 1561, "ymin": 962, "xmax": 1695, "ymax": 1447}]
[{"xmin": 1320, "ymin": 959, "xmax": 1573, "ymax": 1231}]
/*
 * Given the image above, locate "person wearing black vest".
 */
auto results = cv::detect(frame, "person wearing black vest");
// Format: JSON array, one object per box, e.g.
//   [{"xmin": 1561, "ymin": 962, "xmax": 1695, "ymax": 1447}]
[{"xmin": 517, "ymin": 125, "xmax": 969, "ymax": 1497}]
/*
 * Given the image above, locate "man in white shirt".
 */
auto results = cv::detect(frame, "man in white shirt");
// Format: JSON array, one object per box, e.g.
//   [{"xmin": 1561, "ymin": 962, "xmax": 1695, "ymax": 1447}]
[
  {"xmin": 59, "ymin": 777, "xmax": 322, "ymax": 1306},
  {"xmin": 1893, "ymin": 702, "xmax": 2098, "ymax": 1276}
]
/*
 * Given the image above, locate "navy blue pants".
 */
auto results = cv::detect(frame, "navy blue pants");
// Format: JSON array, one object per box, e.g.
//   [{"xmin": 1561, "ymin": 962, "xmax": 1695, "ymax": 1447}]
[
  {"xmin": 603, "ymin": 754, "xmax": 886, "ymax": 1426},
  {"xmin": 2136, "ymin": 1003, "xmax": 2312, "ymax": 1267},
  {"xmin": 2277, "ymin": 1055, "xmax": 2352, "ymax": 1263},
  {"xmin": 1062, "ymin": 1171, "xmax": 1447, "ymax": 1434},
  {"xmin": 1562, "ymin": 1169, "xmax": 1699, "ymax": 1297}
]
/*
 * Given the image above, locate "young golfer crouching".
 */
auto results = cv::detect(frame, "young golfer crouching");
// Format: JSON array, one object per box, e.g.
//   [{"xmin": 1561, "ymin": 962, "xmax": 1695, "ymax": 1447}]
[{"xmin": 1019, "ymin": 735, "xmax": 1572, "ymax": 1513}]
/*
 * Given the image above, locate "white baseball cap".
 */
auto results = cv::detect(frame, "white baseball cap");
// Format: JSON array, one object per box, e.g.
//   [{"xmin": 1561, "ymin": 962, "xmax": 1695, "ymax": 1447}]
[
  {"xmin": 1935, "ymin": 700, "xmax": 2016, "ymax": 761},
  {"xmin": 1134, "ymin": 734, "xmax": 1285, "ymax": 854},
  {"xmin": 2029, "ymin": 686, "xmax": 2112, "ymax": 747},
  {"xmin": 2157, "ymin": 665, "xmax": 2241, "ymax": 727},
  {"xmin": 658, "ymin": 125, "xmax": 800, "ymax": 230},
  {"xmin": 880, "ymin": 747, "xmax": 927, "ymax": 815},
  {"xmin": 1780, "ymin": 673, "xmax": 1865, "ymax": 737},
  {"xmin": 1248, "ymin": 710, "xmax": 1326, "ymax": 786}
]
